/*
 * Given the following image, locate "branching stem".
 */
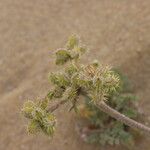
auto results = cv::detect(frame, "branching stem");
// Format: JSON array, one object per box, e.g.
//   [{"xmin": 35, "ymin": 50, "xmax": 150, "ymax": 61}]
[{"xmin": 47, "ymin": 94, "xmax": 150, "ymax": 134}]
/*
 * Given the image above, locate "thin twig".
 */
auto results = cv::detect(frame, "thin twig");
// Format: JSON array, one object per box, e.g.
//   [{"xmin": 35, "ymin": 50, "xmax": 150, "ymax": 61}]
[{"xmin": 47, "ymin": 99, "xmax": 67, "ymax": 112}]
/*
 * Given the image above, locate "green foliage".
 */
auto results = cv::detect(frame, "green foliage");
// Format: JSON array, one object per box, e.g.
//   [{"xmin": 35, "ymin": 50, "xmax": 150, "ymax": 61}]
[
  {"xmin": 86, "ymin": 122, "xmax": 134, "ymax": 148},
  {"xmin": 21, "ymin": 35, "xmax": 141, "ymax": 148}
]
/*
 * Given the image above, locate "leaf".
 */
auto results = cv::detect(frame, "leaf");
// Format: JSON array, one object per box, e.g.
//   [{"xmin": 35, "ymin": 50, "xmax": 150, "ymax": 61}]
[
  {"xmin": 55, "ymin": 49, "xmax": 71, "ymax": 65},
  {"xmin": 74, "ymin": 46, "xmax": 86, "ymax": 54},
  {"xmin": 66, "ymin": 35, "xmax": 79, "ymax": 50},
  {"xmin": 65, "ymin": 64, "xmax": 78, "ymax": 76},
  {"xmin": 41, "ymin": 114, "xmax": 56, "ymax": 136},
  {"xmin": 34, "ymin": 108, "xmax": 46, "ymax": 121},
  {"xmin": 22, "ymin": 100, "xmax": 35, "ymax": 119},
  {"xmin": 27, "ymin": 120, "xmax": 40, "ymax": 134},
  {"xmin": 47, "ymin": 91, "xmax": 54, "ymax": 100},
  {"xmin": 63, "ymin": 86, "xmax": 78, "ymax": 101},
  {"xmin": 49, "ymin": 73, "xmax": 70, "ymax": 87}
]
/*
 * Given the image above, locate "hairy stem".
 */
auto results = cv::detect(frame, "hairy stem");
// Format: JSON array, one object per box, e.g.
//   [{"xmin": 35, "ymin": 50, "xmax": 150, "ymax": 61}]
[
  {"xmin": 97, "ymin": 101, "xmax": 150, "ymax": 134},
  {"xmin": 47, "ymin": 99, "xmax": 67, "ymax": 112},
  {"xmin": 47, "ymin": 93, "xmax": 150, "ymax": 134}
]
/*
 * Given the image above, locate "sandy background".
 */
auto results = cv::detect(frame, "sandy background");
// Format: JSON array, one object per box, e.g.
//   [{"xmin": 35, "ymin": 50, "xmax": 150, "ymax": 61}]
[{"xmin": 0, "ymin": 0, "xmax": 150, "ymax": 150}]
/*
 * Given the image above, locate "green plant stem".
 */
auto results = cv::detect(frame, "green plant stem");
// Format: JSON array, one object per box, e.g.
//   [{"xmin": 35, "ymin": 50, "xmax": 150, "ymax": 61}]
[{"xmin": 97, "ymin": 101, "xmax": 150, "ymax": 134}]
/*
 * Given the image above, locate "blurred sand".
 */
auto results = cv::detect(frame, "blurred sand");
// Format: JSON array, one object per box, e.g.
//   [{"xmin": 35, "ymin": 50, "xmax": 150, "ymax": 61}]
[{"xmin": 0, "ymin": 0, "xmax": 150, "ymax": 150}]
